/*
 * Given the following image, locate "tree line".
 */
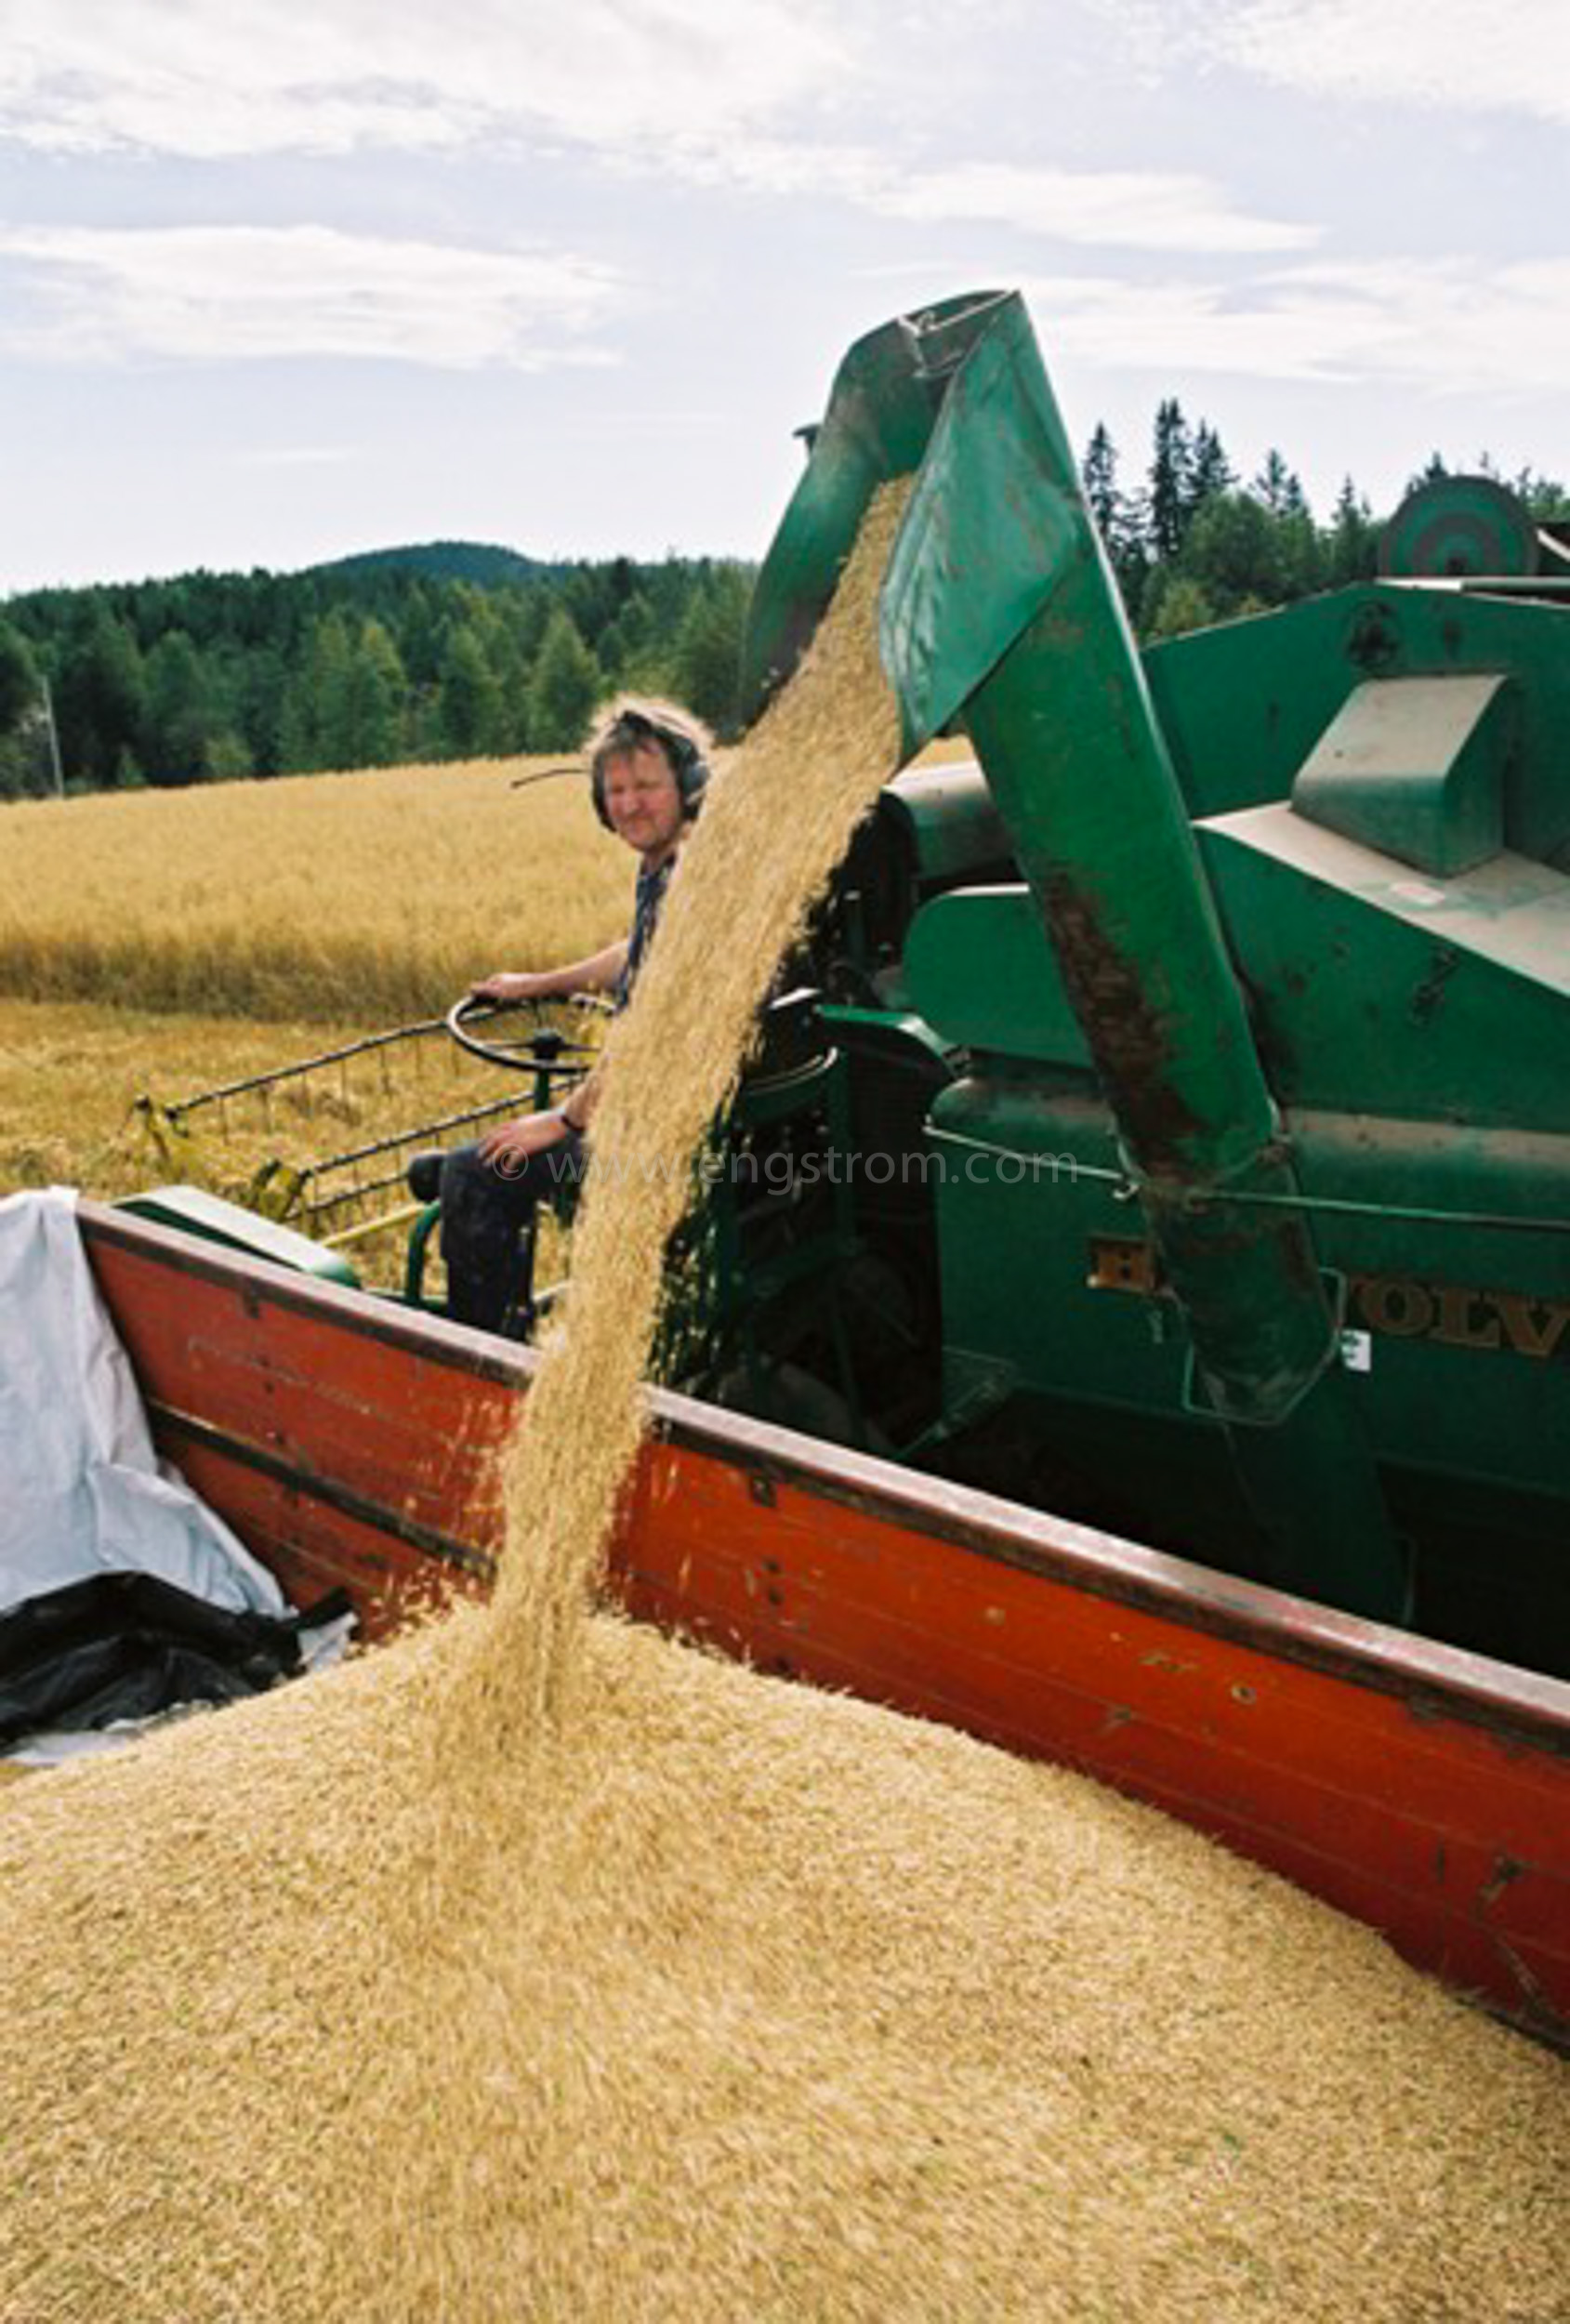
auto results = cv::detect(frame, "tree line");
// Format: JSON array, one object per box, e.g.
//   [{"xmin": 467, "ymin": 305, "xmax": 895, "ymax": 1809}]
[
  {"xmin": 1082, "ymin": 402, "xmax": 1566, "ymax": 640},
  {"xmin": 0, "ymin": 548, "xmax": 753, "ymax": 799},
  {"xmin": 2, "ymin": 404, "xmax": 1564, "ymax": 800}
]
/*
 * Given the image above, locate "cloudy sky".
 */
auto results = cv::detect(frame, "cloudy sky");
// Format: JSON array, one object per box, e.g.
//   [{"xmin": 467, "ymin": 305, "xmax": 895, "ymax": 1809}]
[{"xmin": 0, "ymin": 0, "xmax": 1564, "ymax": 593}]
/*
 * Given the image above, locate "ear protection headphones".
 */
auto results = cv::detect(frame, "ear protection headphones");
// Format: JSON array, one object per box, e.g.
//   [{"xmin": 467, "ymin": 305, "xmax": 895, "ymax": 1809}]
[{"xmin": 589, "ymin": 706, "xmax": 709, "ymax": 831}]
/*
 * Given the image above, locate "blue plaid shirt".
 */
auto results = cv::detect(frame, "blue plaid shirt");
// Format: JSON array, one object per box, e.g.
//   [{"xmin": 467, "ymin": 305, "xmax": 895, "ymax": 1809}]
[{"xmin": 613, "ymin": 855, "xmax": 676, "ymax": 1011}]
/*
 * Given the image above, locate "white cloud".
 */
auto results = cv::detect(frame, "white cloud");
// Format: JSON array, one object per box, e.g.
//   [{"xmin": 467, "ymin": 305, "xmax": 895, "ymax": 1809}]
[
  {"xmin": 238, "ymin": 445, "xmax": 361, "ymax": 468},
  {"xmin": 665, "ymin": 133, "xmax": 891, "ymax": 204},
  {"xmin": 0, "ymin": 2, "xmax": 1323, "ymax": 261},
  {"xmin": 665, "ymin": 141, "xmax": 1314, "ymax": 256},
  {"xmin": 1025, "ymin": 257, "xmax": 1570, "ymax": 396},
  {"xmin": 1108, "ymin": 0, "xmax": 1570, "ymax": 127},
  {"xmin": 1218, "ymin": 0, "xmax": 1570, "ymax": 123},
  {"xmin": 0, "ymin": 0, "xmax": 847, "ymax": 157},
  {"xmin": 876, "ymin": 162, "xmax": 1315, "ymax": 255},
  {"xmin": 0, "ymin": 225, "xmax": 622, "ymax": 368}
]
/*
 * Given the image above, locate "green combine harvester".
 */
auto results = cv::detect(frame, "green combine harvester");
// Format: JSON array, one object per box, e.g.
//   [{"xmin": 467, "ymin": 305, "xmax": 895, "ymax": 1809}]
[
  {"xmin": 128, "ymin": 290, "xmax": 1570, "ymax": 1677},
  {"xmin": 727, "ymin": 289, "xmax": 1570, "ymax": 1671}
]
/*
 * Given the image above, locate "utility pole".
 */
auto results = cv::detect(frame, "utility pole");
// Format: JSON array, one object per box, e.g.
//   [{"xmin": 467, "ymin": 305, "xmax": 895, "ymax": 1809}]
[{"xmin": 40, "ymin": 674, "xmax": 64, "ymax": 799}]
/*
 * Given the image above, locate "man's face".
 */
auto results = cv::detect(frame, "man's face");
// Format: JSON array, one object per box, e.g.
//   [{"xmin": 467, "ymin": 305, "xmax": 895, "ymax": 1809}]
[{"xmin": 600, "ymin": 742, "xmax": 685, "ymax": 860}]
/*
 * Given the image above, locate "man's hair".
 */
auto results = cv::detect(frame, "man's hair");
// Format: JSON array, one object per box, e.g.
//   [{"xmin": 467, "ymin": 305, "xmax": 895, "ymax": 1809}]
[{"xmin": 585, "ymin": 696, "xmax": 713, "ymax": 829}]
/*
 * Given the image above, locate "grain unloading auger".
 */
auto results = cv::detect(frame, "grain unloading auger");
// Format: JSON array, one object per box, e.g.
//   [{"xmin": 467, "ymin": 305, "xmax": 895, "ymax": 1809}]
[{"xmin": 741, "ymin": 289, "xmax": 1570, "ymax": 1656}]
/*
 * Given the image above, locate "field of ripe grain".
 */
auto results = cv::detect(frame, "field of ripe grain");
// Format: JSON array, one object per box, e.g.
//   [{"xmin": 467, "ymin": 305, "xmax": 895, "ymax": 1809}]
[
  {"xmin": 0, "ymin": 756, "xmax": 631, "ymax": 1024},
  {"xmin": 0, "ymin": 736, "xmax": 971, "ymax": 1225}
]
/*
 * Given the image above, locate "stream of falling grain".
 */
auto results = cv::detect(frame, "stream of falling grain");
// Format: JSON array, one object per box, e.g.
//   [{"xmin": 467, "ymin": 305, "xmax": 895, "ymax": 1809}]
[
  {"xmin": 450, "ymin": 481, "xmax": 908, "ymax": 1749},
  {"xmin": 1, "ymin": 482, "xmax": 1565, "ymax": 2324}
]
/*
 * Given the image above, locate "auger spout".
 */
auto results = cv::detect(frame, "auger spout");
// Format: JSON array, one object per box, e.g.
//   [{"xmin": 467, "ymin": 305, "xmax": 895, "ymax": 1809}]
[{"xmin": 744, "ymin": 291, "xmax": 1406, "ymax": 1618}]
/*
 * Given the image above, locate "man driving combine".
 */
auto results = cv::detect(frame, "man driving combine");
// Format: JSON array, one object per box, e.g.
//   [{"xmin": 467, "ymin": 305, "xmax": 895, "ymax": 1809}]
[{"xmin": 436, "ymin": 696, "xmax": 711, "ymax": 1334}]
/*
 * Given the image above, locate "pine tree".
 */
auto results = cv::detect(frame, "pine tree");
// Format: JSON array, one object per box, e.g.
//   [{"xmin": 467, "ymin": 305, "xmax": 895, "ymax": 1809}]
[
  {"xmin": 0, "ymin": 622, "xmax": 34, "ymax": 734},
  {"xmin": 339, "ymin": 618, "xmax": 408, "ymax": 768},
  {"xmin": 672, "ymin": 568, "xmax": 750, "ymax": 734},
  {"xmin": 294, "ymin": 612, "xmax": 354, "ymax": 772},
  {"xmin": 1326, "ymin": 479, "xmax": 1377, "ymax": 588},
  {"xmin": 437, "ymin": 625, "xmax": 506, "ymax": 759},
  {"xmin": 1082, "ymin": 423, "xmax": 1121, "ymax": 543},
  {"xmin": 143, "ymin": 628, "xmax": 217, "ymax": 784},
  {"xmin": 1143, "ymin": 573, "xmax": 1216, "ymax": 640},
  {"xmin": 1175, "ymin": 493, "xmax": 1286, "ymax": 616},
  {"xmin": 527, "ymin": 608, "xmax": 601, "ymax": 752},
  {"xmin": 1148, "ymin": 399, "xmax": 1193, "ymax": 561},
  {"xmin": 1186, "ymin": 421, "xmax": 1234, "ymax": 515},
  {"xmin": 1252, "ymin": 450, "xmax": 1301, "ymax": 517}
]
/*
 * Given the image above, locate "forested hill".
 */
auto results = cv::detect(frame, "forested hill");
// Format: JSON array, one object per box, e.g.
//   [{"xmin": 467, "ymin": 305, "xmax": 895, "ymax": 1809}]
[
  {"xmin": 315, "ymin": 540, "xmax": 564, "ymax": 588},
  {"xmin": 1, "ymin": 402, "xmax": 1563, "ymax": 799}
]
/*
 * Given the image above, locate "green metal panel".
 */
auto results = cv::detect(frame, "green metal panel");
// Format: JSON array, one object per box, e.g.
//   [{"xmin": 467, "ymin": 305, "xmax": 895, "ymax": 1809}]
[
  {"xmin": 1291, "ymin": 1110, "xmax": 1570, "ymax": 1507},
  {"xmin": 876, "ymin": 763, "xmax": 1012, "ymax": 884},
  {"xmin": 118, "ymin": 1185, "xmax": 361, "ymax": 1287},
  {"xmin": 904, "ymin": 887, "xmax": 1089, "ymax": 1067},
  {"xmin": 926, "ymin": 1080, "xmax": 1568, "ymax": 1519},
  {"xmin": 1291, "ymin": 674, "xmax": 1511, "ymax": 876},
  {"xmin": 1145, "ymin": 584, "xmax": 1570, "ymax": 866},
  {"xmin": 928, "ymin": 1076, "xmax": 1171, "ymax": 1412},
  {"xmin": 880, "ymin": 301, "xmax": 1081, "ymax": 757},
  {"xmin": 1199, "ymin": 809, "xmax": 1570, "ymax": 1134}
]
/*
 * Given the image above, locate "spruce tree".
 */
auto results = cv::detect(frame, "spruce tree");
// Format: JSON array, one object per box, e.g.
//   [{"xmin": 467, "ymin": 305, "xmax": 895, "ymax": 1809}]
[
  {"xmin": 527, "ymin": 608, "xmax": 600, "ymax": 752},
  {"xmin": 142, "ymin": 629, "xmax": 215, "ymax": 784},
  {"xmin": 56, "ymin": 607, "xmax": 146, "ymax": 786},
  {"xmin": 672, "ymin": 569, "xmax": 750, "ymax": 734},
  {"xmin": 0, "ymin": 622, "xmax": 34, "ymax": 735},
  {"xmin": 438, "ymin": 625, "xmax": 506, "ymax": 759},
  {"xmin": 1186, "ymin": 421, "xmax": 1234, "ymax": 515},
  {"xmin": 1149, "ymin": 399, "xmax": 1193, "ymax": 561},
  {"xmin": 1252, "ymin": 449, "xmax": 1300, "ymax": 517},
  {"xmin": 1082, "ymin": 423, "xmax": 1122, "ymax": 543},
  {"xmin": 1326, "ymin": 480, "xmax": 1378, "ymax": 587}
]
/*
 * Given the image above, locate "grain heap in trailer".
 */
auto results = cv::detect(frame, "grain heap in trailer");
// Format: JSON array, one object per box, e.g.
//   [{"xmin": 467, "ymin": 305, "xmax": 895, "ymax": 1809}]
[{"xmin": 33, "ymin": 288, "xmax": 1570, "ymax": 2048}]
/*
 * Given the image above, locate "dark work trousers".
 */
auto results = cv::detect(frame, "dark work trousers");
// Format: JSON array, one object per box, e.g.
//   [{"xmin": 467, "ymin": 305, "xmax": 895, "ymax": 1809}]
[{"xmin": 438, "ymin": 1129, "xmax": 587, "ymax": 1334}]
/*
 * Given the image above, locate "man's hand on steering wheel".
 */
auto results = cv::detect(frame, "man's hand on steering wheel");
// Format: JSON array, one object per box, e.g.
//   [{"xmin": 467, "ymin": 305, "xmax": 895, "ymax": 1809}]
[{"xmin": 469, "ymin": 970, "xmax": 553, "ymax": 1006}]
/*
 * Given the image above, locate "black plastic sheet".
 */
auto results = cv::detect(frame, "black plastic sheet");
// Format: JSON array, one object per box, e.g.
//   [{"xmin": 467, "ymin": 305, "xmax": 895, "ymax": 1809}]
[{"xmin": 0, "ymin": 1572, "xmax": 350, "ymax": 1744}]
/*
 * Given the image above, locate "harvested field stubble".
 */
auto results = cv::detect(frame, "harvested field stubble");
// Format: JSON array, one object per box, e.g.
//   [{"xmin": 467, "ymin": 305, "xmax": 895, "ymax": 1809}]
[{"xmin": 2, "ymin": 486, "xmax": 1566, "ymax": 2323}]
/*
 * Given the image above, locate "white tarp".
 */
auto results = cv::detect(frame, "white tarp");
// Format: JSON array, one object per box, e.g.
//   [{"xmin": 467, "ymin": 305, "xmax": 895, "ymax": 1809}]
[{"xmin": 0, "ymin": 1186, "xmax": 286, "ymax": 1620}]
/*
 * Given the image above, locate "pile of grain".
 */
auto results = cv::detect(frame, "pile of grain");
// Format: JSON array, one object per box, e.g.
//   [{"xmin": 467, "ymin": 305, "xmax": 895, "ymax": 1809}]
[{"xmin": 2, "ymin": 486, "xmax": 1565, "ymax": 2324}]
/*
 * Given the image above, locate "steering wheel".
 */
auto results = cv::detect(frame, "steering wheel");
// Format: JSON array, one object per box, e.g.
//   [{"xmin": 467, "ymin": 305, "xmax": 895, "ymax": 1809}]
[{"xmin": 444, "ymin": 991, "xmax": 613, "ymax": 1077}]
